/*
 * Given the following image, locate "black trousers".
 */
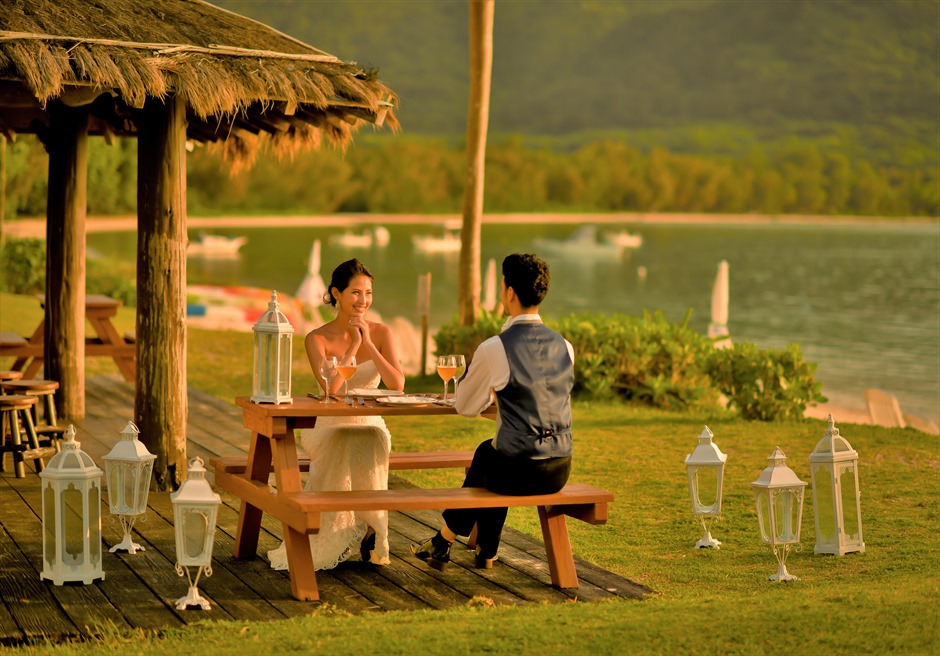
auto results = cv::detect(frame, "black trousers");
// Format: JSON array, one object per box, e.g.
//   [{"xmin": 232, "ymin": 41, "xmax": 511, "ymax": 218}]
[{"xmin": 442, "ymin": 439, "xmax": 572, "ymax": 558}]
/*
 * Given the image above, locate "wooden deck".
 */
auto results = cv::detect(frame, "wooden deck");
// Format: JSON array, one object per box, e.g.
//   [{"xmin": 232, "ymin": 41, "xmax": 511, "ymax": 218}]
[{"xmin": 0, "ymin": 375, "xmax": 651, "ymax": 646}]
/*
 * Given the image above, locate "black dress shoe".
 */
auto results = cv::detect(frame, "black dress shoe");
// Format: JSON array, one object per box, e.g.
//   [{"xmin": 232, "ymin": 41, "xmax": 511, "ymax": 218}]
[
  {"xmin": 473, "ymin": 546, "xmax": 498, "ymax": 569},
  {"xmin": 410, "ymin": 534, "xmax": 451, "ymax": 571},
  {"xmin": 360, "ymin": 528, "xmax": 376, "ymax": 563}
]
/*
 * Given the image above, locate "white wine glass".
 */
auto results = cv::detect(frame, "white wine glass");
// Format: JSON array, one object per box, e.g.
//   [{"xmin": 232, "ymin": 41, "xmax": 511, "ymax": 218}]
[
  {"xmin": 450, "ymin": 354, "xmax": 466, "ymax": 397},
  {"xmin": 318, "ymin": 356, "xmax": 338, "ymax": 404},
  {"xmin": 437, "ymin": 355, "xmax": 456, "ymax": 402},
  {"xmin": 337, "ymin": 355, "xmax": 358, "ymax": 404}
]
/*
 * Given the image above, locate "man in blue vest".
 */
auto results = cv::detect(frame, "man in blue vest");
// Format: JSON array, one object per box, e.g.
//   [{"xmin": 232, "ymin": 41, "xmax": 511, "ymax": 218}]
[{"xmin": 411, "ymin": 253, "xmax": 574, "ymax": 570}]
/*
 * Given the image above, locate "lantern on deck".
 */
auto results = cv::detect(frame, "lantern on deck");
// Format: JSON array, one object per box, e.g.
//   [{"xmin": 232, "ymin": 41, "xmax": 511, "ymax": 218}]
[
  {"xmin": 684, "ymin": 425, "xmax": 727, "ymax": 549},
  {"xmin": 250, "ymin": 290, "xmax": 294, "ymax": 405},
  {"xmin": 39, "ymin": 425, "xmax": 104, "ymax": 585},
  {"xmin": 103, "ymin": 421, "xmax": 156, "ymax": 554},
  {"xmin": 171, "ymin": 457, "xmax": 221, "ymax": 610},
  {"xmin": 809, "ymin": 415, "xmax": 865, "ymax": 556},
  {"xmin": 752, "ymin": 447, "xmax": 807, "ymax": 582}
]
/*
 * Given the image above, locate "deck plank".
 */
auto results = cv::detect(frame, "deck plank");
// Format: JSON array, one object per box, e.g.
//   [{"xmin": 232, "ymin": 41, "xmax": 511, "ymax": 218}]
[{"xmin": 0, "ymin": 375, "xmax": 648, "ymax": 646}]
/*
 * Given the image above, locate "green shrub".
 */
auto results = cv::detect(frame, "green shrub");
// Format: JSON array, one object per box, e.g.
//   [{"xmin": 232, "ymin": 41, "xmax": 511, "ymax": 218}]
[
  {"xmin": 434, "ymin": 310, "xmax": 825, "ymax": 421},
  {"xmin": 707, "ymin": 341, "xmax": 827, "ymax": 421},
  {"xmin": 0, "ymin": 237, "xmax": 45, "ymax": 294},
  {"xmin": 0, "ymin": 237, "xmax": 136, "ymax": 307}
]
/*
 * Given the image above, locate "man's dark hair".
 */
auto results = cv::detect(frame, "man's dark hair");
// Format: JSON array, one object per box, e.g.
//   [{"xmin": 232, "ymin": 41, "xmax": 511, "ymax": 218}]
[{"xmin": 502, "ymin": 253, "xmax": 550, "ymax": 308}]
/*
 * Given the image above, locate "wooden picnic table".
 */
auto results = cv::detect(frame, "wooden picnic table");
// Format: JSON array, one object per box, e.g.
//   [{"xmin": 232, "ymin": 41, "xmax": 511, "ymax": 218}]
[
  {"xmin": 0, "ymin": 294, "xmax": 136, "ymax": 383},
  {"xmin": 216, "ymin": 395, "xmax": 497, "ymax": 600}
]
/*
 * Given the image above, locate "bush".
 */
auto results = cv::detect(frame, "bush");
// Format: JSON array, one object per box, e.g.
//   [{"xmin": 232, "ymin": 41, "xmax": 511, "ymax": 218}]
[
  {"xmin": 707, "ymin": 341, "xmax": 827, "ymax": 421},
  {"xmin": 434, "ymin": 310, "xmax": 825, "ymax": 421},
  {"xmin": 0, "ymin": 237, "xmax": 45, "ymax": 294},
  {"xmin": 0, "ymin": 237, "xmax": 136, "ymax": 307}
]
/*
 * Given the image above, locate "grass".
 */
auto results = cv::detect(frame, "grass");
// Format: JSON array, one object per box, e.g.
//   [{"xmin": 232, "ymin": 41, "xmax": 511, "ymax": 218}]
[{"xmin": 2, "ymin": 292, "xmax": 938, "ymax": 655}]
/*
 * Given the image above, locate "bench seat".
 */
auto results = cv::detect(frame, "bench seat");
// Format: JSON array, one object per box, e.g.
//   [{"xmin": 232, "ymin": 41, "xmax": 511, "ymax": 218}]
[{"xmin": 213, "ymin": 450, "xmax": 475, "ymax": 477}]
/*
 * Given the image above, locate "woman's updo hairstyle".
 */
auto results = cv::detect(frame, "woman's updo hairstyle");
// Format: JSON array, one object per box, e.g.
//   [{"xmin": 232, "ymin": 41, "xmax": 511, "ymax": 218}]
[{"xmin": 323, "ymin": 258, "xmax": 373, "ymax": 307}]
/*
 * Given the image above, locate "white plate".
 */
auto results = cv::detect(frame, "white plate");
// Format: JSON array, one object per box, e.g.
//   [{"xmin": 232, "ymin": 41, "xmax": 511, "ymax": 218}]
[
  {"xmin": 376, "ymin": 395, "xmax": 438, "ymax": 406},
  {"xmin": 349, "ymin": 388, "xmax": 404, "ymax": 398}
]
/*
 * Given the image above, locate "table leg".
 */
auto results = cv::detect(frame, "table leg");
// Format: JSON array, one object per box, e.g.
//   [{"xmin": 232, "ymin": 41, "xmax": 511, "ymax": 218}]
[
  {"xmin": 537, "ymin": 505, "xmax": 579, "ymax": 589},
  {"xmin": 284, "ymin": 526, "xmax": 319, "ymax": 601},
  {"xmin": 233, "ymin": 431, "xmax": 271, "ymax": 559}
]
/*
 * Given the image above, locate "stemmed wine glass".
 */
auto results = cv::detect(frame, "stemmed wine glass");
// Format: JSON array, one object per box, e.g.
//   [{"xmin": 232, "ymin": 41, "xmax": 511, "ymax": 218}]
[
  {"xmin": 337, "ymin": 355, "xmax": 358, "ymax": 404},
  {"xmin": 317, "ymin": 355, "xmax": 338, "ymax": 404},
  {"xmin": 450, "ymin": 354, "xmax": 466, "ymax": 398},
  {"xmin": 437, "ymin": 355, "xmax": 456, "ymax": 402}
]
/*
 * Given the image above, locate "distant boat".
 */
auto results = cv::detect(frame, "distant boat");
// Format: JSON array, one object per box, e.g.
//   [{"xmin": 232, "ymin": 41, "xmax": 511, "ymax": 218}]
[
  {"xmin": 603, "ymin": 229, "xmax": 643, "ymax": 249},
  {"xmin": 187, "ymin": 233, "xmax": 247, "ymax": 256},
  {"xmin": 329, "ymin": 226, "xmax": 390, "ymax": 249},
  {"xmin": 532, "ymin": 225, "xmax": 623, "ymax": 260},
  {"xmin": 186, "ymin": 285, "xmax": 305, "ymax": 332},
  {"xmin": 412, "ymin": 228, "xmax": 461, "ymax": 254}
]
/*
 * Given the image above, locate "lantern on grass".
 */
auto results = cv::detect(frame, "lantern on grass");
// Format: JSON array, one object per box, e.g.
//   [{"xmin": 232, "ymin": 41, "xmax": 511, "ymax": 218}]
[
  {"xmin": 809, "ymin": 415, "xmax": 865, "ymax": 556},
  {"xmin": 39, "ymin": 425, "xmax": 104, "ymax": 585},
  {"xmin": 250, "ymin": 290, "xmax": 294, "ymax": 405},
  {"xmin": 170, "ymin": 457, "xmax": 221, "ymax": 610},
  {"xmin": 752, "ymin": 447, "xmax": 807, "ymax": 582},
  {"xmin": 103, "ymin": 421, "xmax": 156, "ymax": 554},
  {"xmin": 684, "ymin": 425, "xmax": 727, "ymax": 549}
]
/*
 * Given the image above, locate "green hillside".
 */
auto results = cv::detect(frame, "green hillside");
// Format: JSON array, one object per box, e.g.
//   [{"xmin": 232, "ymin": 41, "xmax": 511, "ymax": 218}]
[{"xmin": 212, "ymin": 0, "xmax": 939, "ymax": 149}]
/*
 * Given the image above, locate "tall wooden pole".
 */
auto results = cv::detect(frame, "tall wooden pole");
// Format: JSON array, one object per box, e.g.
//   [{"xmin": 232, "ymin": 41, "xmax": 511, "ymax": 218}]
[
  {"xmin": 45, "ymin": 103, "xmax": 88, "ymax": 420},
  {"xmin": 458, "ymin": 0, "xmax": 495, "ymax": 326},
  {"xmin": 135, "ymin": 95, "xmax": 187, "ymax": 491}
]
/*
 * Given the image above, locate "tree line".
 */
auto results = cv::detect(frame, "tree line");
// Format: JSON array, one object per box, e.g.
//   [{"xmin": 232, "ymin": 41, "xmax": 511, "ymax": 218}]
[{"xmin": 4, "ymin": 134, "xmax": 937, "ymax": 219}]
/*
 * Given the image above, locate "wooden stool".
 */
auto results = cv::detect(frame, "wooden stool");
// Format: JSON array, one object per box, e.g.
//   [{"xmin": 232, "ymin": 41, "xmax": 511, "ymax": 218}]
[
  {"xmin": 0, "ymin": 395, "xmax": 56, "ymax": 477},
  {"xmin": 0, "ymin": 371, "xmax": 24, "ymax": 394},
  {"xmin": 0, "ymin": 379, "xmax": 66, "ymax": 446}
]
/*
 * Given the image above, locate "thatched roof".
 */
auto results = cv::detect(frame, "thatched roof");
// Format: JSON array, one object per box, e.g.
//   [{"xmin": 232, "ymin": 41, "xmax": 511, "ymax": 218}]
[{"xmin": 0, "ymin": 0, "xmax": 399, "ymax": 160}]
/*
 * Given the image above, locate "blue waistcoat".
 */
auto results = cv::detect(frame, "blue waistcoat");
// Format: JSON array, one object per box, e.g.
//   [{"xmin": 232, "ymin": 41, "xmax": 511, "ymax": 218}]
[{"xmin": 494, "ymin": 322, "xmax": 574, "ymax": 458}]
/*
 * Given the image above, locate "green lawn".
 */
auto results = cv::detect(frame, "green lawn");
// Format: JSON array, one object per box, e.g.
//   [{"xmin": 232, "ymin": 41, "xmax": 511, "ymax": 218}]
[{"xmin": 2, "ymin": 292, "xmax": 938, "ymax": 655}]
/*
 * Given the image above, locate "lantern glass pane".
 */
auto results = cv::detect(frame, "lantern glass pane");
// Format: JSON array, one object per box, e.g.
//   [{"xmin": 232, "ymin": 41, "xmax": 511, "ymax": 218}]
[
  {"xmin": 134, "ymin": 462, "xmax": 154, "ymax": 514},
  {"xmin": 62, "ymin": 485, "xmax": 85, "ymax": 564},
  {"xmin": 755, "ymin": 490, "xmax": 771, "ymax": 542},
  {"xmin": 183, "ymin": 511, "xmax": 209, "ymax": 560},
  {"xmin": 277, "ymin": 334, "xmax": 292, "ymax": 397},
  {"xmin": 252, "ymin": 333, "xmax": 261, "ymax": 397},
  {"xmin": 812, "ymin": 466, "xmax": 836, "ymax": 545},
  {"xmin": 89, "ymin": 484, "xmax": 101, "ymax": 565},
  {"xmin": 840, "ymin": 468, "xmax": 860, "ymax": 540},
  {"xmin": 43, "ymin": 484, "xmax": 55, "ymax": 567},
  {"xmin": 122, "ymin": 465, "xmax": 137, "ymax": 514},
  {"xmin": 775, "ymin": 490, "xmax": 801, "ymax": 542},
  {"xmin": 264, "ymin": 334, "xmax": 278, "ymax": 395},
  {"xmin": 692, "ymin": 469, "xmax": 719, "ymax": 514}
]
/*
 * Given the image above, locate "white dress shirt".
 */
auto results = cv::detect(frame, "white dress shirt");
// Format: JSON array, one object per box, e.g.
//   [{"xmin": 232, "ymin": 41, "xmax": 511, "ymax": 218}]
[{"xmin": 454, "ymin": 314, "xmax": 575, "ymax": 432}]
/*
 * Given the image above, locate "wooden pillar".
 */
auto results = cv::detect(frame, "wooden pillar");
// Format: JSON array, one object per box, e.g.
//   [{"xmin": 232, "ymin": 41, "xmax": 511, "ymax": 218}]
[
  {"xmin": 45, "ymin": 103, "xmax": 88, "ymax": 420},
  {"xmin": 458, "ymin": 0, "xmax": 495, "ymax": 326},
  {"xmin": 135, "ymin": 95, "xmax": 187, "ymax": 491}
]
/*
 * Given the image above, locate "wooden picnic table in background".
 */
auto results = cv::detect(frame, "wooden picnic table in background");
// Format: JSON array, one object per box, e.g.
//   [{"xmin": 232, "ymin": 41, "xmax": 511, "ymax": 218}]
[{"xmin": 0, "ymin": 295, "xmax": 136, "ymax": 383}]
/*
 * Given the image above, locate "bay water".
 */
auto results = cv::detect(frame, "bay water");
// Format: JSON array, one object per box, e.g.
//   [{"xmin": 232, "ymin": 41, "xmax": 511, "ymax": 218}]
[{"xmin": 87, "ymin": 219, "xmax": 940, "ymax": 424}]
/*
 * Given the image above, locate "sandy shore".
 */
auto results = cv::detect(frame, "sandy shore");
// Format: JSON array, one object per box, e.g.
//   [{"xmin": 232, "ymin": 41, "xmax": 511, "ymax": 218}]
[{"xmin": 3, "ymin": 212, "xmax": 934, "ymax": 239}]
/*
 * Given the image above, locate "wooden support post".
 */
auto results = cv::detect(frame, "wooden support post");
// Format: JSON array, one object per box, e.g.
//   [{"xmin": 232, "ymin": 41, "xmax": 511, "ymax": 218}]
[
  {"xmin": 417, "ymin": 272, "xmax": 431, "ymax": 376},
  {"xmin": 45, "ymin": 103, "xmax": 88, "ymax": 420},
  {"xmin": 135, "ymin": 95, "xmax": 187, "ymax": 491}
]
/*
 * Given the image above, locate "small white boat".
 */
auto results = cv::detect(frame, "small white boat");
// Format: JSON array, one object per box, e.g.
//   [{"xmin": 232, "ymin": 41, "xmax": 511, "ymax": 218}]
[
  {"xmin": 187, "ymin": 233, "xmax": 247, "ymax": 256},
  {"xmin": 603, "ymin": 229, "xmax": 643, "ymax": 249},
  {"xmin": 412, "ymin": 229, "xmax": 461, "ymax": 254},
  {"xmin": 532, "ymin": 225, "xmax": 622, "ymax": 260},
  {"xmin": 328, "ymin": 226, "xmax": 390, "ymax": 249}
]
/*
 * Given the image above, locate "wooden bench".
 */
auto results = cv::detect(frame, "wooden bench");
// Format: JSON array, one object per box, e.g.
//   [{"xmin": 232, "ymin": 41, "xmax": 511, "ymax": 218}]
[
  {"xmin": 211, "ymin": 452, "xmax": 613, "ymax": 601},
  {"xmin": 213, "ymin": 450, "xmax": 475, "ymax": 477}
]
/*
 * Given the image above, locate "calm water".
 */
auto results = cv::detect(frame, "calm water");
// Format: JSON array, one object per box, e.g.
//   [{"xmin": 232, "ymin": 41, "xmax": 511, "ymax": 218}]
[{"xmin": 87, "ymin": 220, "xmax": 940, "ymax": 423}]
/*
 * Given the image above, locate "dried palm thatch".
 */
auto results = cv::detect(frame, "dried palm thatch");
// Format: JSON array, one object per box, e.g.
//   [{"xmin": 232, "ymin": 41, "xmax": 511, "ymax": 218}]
[{"xmin": 0, "ymin": 0, "xmax": 399, "ymax": 165}]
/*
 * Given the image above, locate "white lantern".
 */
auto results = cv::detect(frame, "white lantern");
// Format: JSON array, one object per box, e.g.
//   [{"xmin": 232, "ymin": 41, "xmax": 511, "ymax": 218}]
[
  {"xmin": 103, "ymin": 421, "xmax": 156, "ymax": 554},
  {"xmin": 684, "ymin": 425, "xmax": 727, "ymax": 549},
  {"xmin": 809, "ymin": 415, "xmax": 865, "ymax": 556},
  {"xmin": 39, "ymin": 425, "xmax": 104, "ymax": 585},
  {"xmin": 752, "ymin": 447, "xmax": 807, "ymax": 582},
  {"xmin": 250, "ymin": 290, "xmax": 294, "ymax": 405},
  {"xmin": 170, "ymin": 457, "xmax": 221, "ymax": 610}
]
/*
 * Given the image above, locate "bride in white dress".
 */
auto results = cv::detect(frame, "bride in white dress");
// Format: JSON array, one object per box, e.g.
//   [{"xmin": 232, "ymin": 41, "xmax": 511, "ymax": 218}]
[{"xmin": 268, "ymin": 258, "xmax": 404, "ymax": 571}]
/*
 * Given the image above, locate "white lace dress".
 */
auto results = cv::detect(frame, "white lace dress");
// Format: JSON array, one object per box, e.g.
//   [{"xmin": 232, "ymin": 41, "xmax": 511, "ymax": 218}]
[{"xmin": 267, "ymin": 359, "xmax": 392, "ymax": 570}]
